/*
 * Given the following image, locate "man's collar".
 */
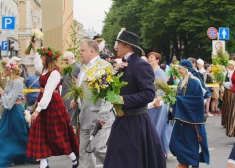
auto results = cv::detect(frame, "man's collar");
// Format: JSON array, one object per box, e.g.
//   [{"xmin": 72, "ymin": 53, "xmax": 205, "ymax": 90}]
[
  {"xmin": 87, "ymin": 55, "xmax": 99, "ymax": 67},
  {"xmin": 124, "ymin": 52, "xmax": 134, "ymax": 60}
]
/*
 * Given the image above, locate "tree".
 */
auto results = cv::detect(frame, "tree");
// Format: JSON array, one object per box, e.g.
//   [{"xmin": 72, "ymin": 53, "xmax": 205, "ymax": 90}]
[
  {"xmin": 66, "ymin": 20, "xmax": 82, "ymax": 61},
  {"xmin": 102, "ymin": 0, "xmax": 235, "ymax": 63}
]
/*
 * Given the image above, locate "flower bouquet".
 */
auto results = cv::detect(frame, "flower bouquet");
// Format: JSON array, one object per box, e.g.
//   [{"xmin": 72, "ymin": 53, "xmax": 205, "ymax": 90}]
[
  {"xmin": 211, "ymin": 64, "xmax": 226, "ymax": 86},
  {"xmin": 62, "ymin": 64, "xmax": 74, "ymax": 77},
  {"xmin": 154, "ymin": 79, "xmax": 177, "ymax": 106},
  {"xmin": 212, "ymin": 48, "xmax": 229, "ymax": 67},
  {"xmin": 168, "ymin": 61, "xmax": 181, "ymax": 80},
  {"xmin": 25, "ymin": 29, "xmax": 43, "ymax": 55},
  {"xmin": 84, "ymin": 62, "xmax": 127, "ymax": 116}
]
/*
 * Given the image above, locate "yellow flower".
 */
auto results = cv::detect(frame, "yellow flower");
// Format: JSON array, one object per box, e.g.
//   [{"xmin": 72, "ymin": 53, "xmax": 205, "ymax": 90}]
[
  {"xmin": 99, "ymin": 79, "xmax": 102, "ymax": 83},
  {"xmin": 95, "ymin": 83, "xmax": 99, "ymax": 89},
  {"xmin": 88, "ymin": 82, "xmax": 93, "ymax": 86},
  {"xmin": 97, "ymin": 61, "xmax": 101, "ymax": 65},
  {"xmin": 106, "ymin": 75, "xmax": 112, "ymax": 82}
]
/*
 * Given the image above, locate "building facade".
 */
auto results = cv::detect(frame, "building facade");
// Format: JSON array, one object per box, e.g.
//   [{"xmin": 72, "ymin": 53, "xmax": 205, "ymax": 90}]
[
  {"xmin": 0, "ymin": 0, "xmax": 19, "ymax": 58},
  {"xmin": 18, "ymin": 0, "xmax": 42, "ymax": 58}
]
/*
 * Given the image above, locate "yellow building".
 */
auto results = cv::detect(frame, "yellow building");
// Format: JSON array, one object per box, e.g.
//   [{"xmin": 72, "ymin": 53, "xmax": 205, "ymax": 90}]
[{"xmin": 42, "ymin": 0, "xmax": 73, "ymax": 52}]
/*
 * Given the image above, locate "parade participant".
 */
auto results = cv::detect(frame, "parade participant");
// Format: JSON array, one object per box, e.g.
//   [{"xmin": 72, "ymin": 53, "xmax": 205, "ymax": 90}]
[
  {"xmin": 225, "ymin": 61, "xmax": 235, "ymax": 137},
  {"xmin": 70, "ymin": 40, "xmax": 114, "ymax": 168},
  {"xmin": 147, "ymin": 52, "xmax": 173, "ymax": 157},
  {"xmin": 25, "ymin": 70, "xmax": 41, "ymax": 107},
  {"xmin": 197, "ymin": 58, "xmax": 206, "ymax": 76},
  {"xmin": 104, "ymin": 31, "xmax": 166, "ymax": 168},
  {"xmin": 100, "ymin": 53, "xmax": 112, "ymax": 63},
  {"xmin": 26, "ymin": 46, "xmax": 79, "ymax": 168},
  {"xmin": 0, "ymin": 59, "xmax": 30, "ymax": 167},
  {"xmin": 61, "ymin": 51, "xmax": 81, "ymax": 120},
  {"xmin": 93, "ymin": 35, "xmax": 106, "ymax": 53},
  {"xmin": 170, "ymin": 59, "xmax": 210, "ymax": 168},
  {"xmin": 222, "ymin": 60, "xmax": 235, "ymax": 127}
]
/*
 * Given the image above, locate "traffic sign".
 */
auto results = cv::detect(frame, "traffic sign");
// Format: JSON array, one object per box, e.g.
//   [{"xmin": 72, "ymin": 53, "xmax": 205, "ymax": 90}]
[
  {"xmin": 212, "ymin": 40, "xmax": 225, "ymax": 55},
  {"xmin": 219, "ymin": 27, "xmax": 229, "ymax": 40},
  {"xmin": 207, "ymin": 27, "xmax": 218, "ymax": 39},
  {"xmin": 2, "ymin": 16, "xmax": 15, "ymax": 29},
  {"xmin": 1, "ymin": 41, "xmax": 8, "ymax": 51}
]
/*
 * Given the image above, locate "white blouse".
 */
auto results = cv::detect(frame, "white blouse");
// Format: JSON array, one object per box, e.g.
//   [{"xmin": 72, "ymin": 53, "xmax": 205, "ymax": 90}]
[{"xmin": 34, "ymin": 52, "xmax": 61, "ymax": 112}]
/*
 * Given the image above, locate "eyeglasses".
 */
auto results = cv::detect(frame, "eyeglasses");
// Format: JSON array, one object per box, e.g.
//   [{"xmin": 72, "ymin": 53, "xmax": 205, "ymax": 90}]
[{"xmin": 63, "ymin": 59, "xmax": 68, "ymax": 61}]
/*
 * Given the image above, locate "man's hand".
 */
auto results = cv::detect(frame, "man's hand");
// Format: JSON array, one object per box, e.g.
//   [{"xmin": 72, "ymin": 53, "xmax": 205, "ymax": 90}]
[
  {"xmin": 70, "ymin": 100, "xmax": 78, "ymax": 109},
  {"xmin": 31, "ymin": 111, "xmax": 39, "ymax": 123},
  {"xmin": 114, "ymin": 62, "xmax": 128, "ymax": 71}
]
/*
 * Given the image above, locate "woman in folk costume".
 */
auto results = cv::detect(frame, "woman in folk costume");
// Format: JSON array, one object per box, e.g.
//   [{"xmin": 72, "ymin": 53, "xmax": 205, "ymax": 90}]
[
  {"xmin": 0, "ymin": 59, "xmax": 30, "ymax": 167},
  {"xmin": 147, "ymin": 52, "xmax": 173, "ymax": 157},
  {"xmin": 170, "ymin": 60, "xmax": 210, "ymax": 168},
  {"xmin": 104, "ymin": 30, "xmax": 166, "ymax": 168},
  {"xmin": 26, "ymin": 47, "xmax": 79, "ymax": 168},
  {"xmin": 225, "ymin": 60, "xmax": 235, "ymax": 137},
  {"xmin": 222, "ymin": 60, "xmax": 235, "ymax": 128}
]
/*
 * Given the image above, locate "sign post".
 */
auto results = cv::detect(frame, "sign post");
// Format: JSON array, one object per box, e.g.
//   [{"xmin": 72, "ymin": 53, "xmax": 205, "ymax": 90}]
[
  {"xmin": 212, "ymin": 40, "xmax": 225, "ymax": 55},
  {"xmin": 2, "ymin": 16, "xmax": 15, "ymax": 36},
  {"xmin": 219, "ymin": 27, "xmax": 230, "ymax": 40}
]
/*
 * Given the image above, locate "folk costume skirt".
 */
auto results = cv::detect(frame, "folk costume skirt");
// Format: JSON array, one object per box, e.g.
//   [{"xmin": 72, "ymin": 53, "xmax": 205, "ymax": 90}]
[
  {"xmin": 221, "ymin": 89, "xmax": 231, "ymax": 127},
  {"xmin": 226, "ymin": 91, "xmax": 235, "ymax": 137},
  {"xmin": 148, "ymin": 104, "xmax": 173, "ymax": 154},
  {"xmin": 26, "ymin": 91, "xmax": 79, "ymax": 159},
  {"xmin": 0, "ymin": 105, "xmax": 29, "ymax": 167},
  {"xmin": 104, "ymin": 113, "xmax": 166, "ymax": 168}
]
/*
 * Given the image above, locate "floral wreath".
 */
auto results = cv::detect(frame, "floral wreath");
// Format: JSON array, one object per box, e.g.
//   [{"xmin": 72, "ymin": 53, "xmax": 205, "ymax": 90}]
[
  {"xmin": 37, "ymin": 47, "xmax": 62, "ymax": 59},
  {"xmin": 5, "ymin": 60, "xmax": 22, "ymax": 75},
  {"xmin": 1, "ymin": 57, "xmax": 9, "ymax": 67}
]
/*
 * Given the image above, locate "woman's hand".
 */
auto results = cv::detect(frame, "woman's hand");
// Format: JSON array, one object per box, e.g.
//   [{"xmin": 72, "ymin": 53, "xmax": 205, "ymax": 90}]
[
  {"xmin": 153, "ymin": 99, "xmax": 161, "ymax": 108},
  {"xmin": 31, "ymin": 111, "xmax": 39, "ymax": 123},
  {"xmin": 31, "ymin": 41, "xmax": 37, "ymax": 53}
]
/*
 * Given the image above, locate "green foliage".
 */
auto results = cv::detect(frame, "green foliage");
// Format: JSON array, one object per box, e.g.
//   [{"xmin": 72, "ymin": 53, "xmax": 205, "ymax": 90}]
[
  {"xmin": 64, "ymin": 82, "xmax": 85, "ymax": 101},
  {"xmin": 62, "ymin": 64, "xmax": 74, "ymax": 77},
  {"xmin": 66, "ymin": 20, "xmax": 82, "ymax": 62},
  {"xmin": 154, "ymin": 79, "xmax": 177, "ymax": 106},
  {"xmin": 103, "ymin": 0, "xmax": 235, "ymax": 62}
]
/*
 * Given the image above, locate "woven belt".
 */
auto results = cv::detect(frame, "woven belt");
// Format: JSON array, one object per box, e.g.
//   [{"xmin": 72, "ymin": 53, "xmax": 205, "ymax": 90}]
[
  {"xmin": 15, "ymin": 100, "xmax": 25, "ymax": 105},
  {"xmin": 40, "ymin": 88, "xmax": 59, "ymax": 93},
  {"xmin": 123, "ymin": 106, "xmax": 147, "ymax": 116}
]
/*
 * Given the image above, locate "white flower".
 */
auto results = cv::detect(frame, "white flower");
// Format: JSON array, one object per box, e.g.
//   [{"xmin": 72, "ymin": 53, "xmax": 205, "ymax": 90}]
[{"xmin": 32, "ymin": 29, "xmax": 43, "ymax": 40}]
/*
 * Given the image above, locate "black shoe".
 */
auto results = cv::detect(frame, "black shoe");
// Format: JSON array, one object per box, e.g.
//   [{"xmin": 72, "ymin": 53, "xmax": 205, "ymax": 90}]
[{"xmin": 72, "ymin": 157, "xmax": 79, "ymax": 168}]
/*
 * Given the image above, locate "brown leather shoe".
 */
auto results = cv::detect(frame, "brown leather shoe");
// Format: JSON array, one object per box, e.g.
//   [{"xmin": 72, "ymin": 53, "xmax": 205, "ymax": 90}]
[{"xmin": 177, "ymin": 164, "xmax": 189, "ymax": 168}]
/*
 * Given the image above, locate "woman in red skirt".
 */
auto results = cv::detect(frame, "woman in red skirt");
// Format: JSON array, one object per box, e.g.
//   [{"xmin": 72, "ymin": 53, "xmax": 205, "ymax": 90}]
[{"xmin": 26, "ymin": 46, "xmax": 79, "ymax": 168}]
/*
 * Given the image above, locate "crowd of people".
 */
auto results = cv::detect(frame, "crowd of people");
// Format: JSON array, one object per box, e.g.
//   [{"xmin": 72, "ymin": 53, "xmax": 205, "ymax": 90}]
[{"xmin": 0, "ymin": 29, "xmax": 234, "ymax": 168}]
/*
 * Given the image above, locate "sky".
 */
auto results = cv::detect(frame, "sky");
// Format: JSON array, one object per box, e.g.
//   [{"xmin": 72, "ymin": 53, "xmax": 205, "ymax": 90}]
[{"xmin": 74, "ymin": 0, "xmax": 113, "ymax": 34}]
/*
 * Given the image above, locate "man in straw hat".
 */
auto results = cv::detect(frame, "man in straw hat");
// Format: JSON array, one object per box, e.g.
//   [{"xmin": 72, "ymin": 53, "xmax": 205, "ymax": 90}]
[{"xmin": 104, "ymin": 30, "xmax": 166, "ymax": 168}]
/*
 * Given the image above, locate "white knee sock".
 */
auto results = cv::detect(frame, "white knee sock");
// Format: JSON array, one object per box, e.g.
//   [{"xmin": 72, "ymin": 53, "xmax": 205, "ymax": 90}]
[
  {"xmin": 40, "ymin": 159, "xmax": 48, "ymax": 168},
  {"xmin": 68, "ymin": 152, "xmax": 77, "ymax": 165}
]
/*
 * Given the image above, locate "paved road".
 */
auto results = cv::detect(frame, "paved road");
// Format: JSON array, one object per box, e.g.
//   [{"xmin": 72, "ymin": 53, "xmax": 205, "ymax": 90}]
[{"xmin": 12, "ymin": 116, "xmax": 234, "ymax": 168}]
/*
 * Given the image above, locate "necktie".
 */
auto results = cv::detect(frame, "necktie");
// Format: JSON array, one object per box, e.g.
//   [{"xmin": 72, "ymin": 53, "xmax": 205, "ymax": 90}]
[{"xmin": 122, "ymin": 57, "xmax": 127, "ymax": 62}]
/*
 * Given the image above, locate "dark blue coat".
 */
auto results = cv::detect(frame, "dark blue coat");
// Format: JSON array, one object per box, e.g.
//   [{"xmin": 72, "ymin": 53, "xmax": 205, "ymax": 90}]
[{"xmin": 104, "ymin": 53, "xmax": 166, "ymax": 168}]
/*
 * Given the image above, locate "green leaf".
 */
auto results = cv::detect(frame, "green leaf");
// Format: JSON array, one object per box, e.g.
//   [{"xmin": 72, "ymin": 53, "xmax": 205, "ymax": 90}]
[{"xmin": 106, "ymin": 90, "xmax": 122, "ymax": 104}]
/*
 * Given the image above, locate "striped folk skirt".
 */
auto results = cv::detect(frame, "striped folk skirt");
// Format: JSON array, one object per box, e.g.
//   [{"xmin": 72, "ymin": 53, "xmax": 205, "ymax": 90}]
[
  {"xmin": 221, "ymin": 89, "xmax": 231, "ymax": 127},
  {"xmin": 226, "ymin": 91, "xmax": 235, "ymax": 137}
]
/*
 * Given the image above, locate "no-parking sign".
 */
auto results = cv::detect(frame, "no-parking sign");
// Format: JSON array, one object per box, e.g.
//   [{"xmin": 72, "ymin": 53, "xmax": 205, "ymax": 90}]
[{"xmin": 207, "ymin": 27, "xmax": 218, "ymax": 39}]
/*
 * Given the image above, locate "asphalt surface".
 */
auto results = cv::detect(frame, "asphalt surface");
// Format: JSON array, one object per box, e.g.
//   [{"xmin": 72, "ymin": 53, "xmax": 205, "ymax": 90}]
[{"xmin": 11, "ymin": 116, "xmax": 234, "ymax": 168}]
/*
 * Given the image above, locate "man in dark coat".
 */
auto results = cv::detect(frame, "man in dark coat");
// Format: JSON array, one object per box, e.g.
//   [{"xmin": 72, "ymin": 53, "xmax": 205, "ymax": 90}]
[
  {"xmin": 61, "ymin": 51, "xmax": 81, "ymax": 121},
  {"xmin": 103, "ymin": 30, "xmax": 166, "ymax": 168}
]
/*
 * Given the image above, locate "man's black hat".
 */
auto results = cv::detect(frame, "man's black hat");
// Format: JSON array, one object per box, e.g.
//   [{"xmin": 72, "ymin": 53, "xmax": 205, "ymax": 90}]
[
  {"xmin": 93, "ymin": 35, "xmax": 103, "ymax": 42},
  {"xmin": 116, "ymin": 30, "xmax": 145, "ymax": 55}
]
